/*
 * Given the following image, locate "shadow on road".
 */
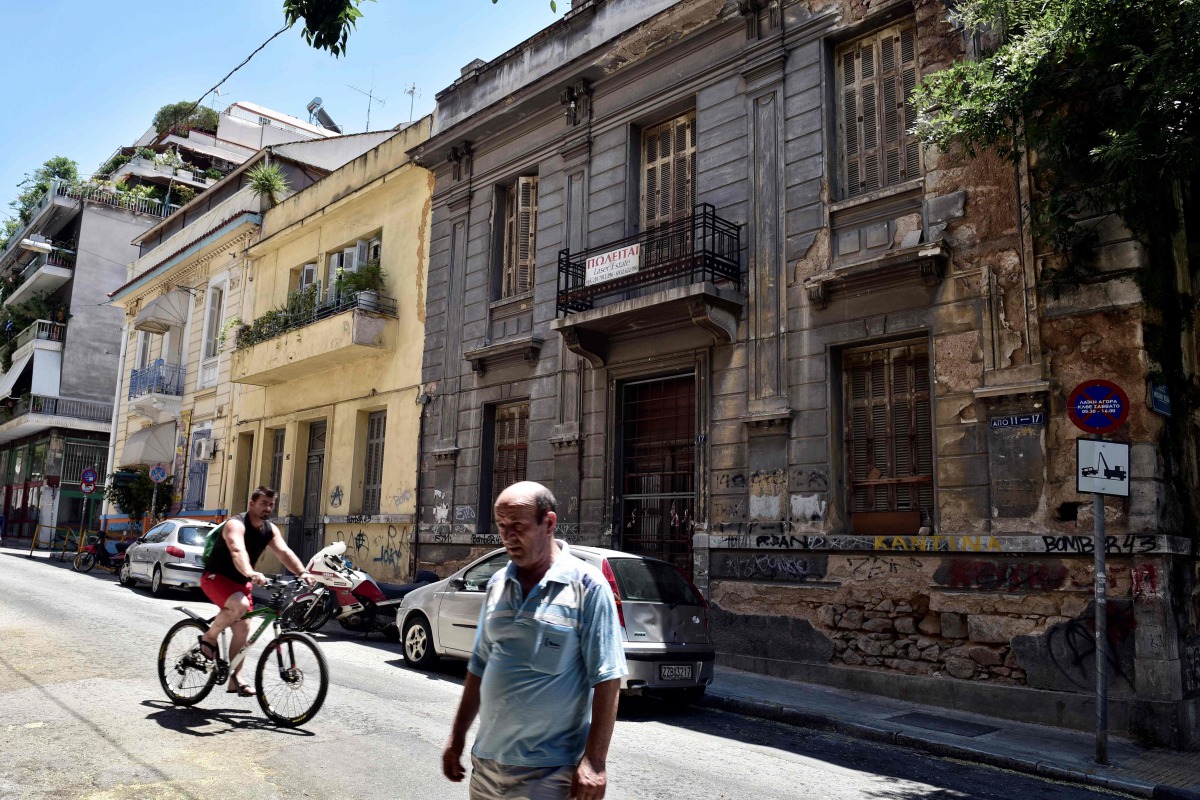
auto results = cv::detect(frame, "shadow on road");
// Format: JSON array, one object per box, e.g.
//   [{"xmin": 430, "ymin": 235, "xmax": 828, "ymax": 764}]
[{"xmin": 142, "ymin": 699, "xmax": 317, "ymax": 737}]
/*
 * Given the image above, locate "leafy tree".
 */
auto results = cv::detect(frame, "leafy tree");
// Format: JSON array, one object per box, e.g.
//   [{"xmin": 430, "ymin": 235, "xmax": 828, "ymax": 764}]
[
  {"xmin": 105, "ymin": 469, "xmax": 174, "ymax": 532},
  {"xmin": 152, "ymin": 101, "xmax": 220, "ymax": 134},
  {"xmin": 9, "ymin": 156, "xmax": 78, "ymax": 226}
]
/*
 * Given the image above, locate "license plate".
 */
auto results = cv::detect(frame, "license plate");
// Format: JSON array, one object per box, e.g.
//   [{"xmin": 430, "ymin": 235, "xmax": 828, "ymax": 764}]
[{"xmin": 660, "ymin": 664, "xmax": 693, "ymax": 681}]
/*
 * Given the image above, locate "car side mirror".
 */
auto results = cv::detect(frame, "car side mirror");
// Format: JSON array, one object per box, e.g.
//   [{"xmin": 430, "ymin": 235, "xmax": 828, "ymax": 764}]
[{"xmin": 448, "ymin": 578, "xmax": 466, "ymax": 591}]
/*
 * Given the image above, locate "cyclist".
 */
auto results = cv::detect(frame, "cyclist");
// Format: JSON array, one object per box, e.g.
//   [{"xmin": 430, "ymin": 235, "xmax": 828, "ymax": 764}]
[{"xmin": 197, "ymin": 486, "xmax": 314, "ymax": 695}]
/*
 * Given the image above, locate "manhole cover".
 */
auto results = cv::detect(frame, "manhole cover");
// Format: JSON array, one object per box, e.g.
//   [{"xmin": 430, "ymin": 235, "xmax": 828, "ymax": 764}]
[{"xmin": 887, "ymin": 712, "xmax": 1000, "ymax": 738}]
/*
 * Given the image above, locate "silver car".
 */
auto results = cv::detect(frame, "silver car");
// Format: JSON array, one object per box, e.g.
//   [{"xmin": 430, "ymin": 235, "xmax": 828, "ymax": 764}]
[
  {"xmin": 119, "ymin": 518, "xmax": 215, "ymax": 596},
  {"xmin": 397, "ymin": 545, "xmax": 714, "ymax": 703}
]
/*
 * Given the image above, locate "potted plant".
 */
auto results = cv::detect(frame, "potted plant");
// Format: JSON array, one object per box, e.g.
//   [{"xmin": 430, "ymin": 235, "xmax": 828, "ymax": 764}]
[
  {"xmin": 246, "ymin": 162, "xmax": 291, "ymax": 207},
  {"xmin": 341, "ymin": 259, "xmax": 386, "ymax": 309}
]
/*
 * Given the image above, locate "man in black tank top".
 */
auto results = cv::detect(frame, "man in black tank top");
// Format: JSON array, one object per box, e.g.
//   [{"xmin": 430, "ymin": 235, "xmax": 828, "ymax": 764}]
[{"xmin": 198, "ymin": 486, "xmax": 313, "ymax": 694}]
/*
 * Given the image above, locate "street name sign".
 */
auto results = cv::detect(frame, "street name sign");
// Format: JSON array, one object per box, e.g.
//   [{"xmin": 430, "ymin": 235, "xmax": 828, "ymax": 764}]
[{"xmin": 1068, "ymin": 380, "xmax": 1129, "ymax": 434}]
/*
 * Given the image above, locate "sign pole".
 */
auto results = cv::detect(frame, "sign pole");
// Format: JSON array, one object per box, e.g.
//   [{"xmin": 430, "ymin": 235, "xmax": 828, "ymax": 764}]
[
  {"xmin": 150, "ymin": 483, "xmax": 158, "ymax": 530},
  {"xmin": 1093, "ymin": 489, "xmax": 1108, "ymax": 764}
]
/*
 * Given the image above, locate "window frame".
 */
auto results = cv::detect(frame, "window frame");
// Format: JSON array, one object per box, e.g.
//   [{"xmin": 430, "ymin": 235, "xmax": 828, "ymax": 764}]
[
  {"xmin": 499, "ymin": 177, "xmax": 538, "ymax": 299},
  {"xmin": 197, "ymin": 279, "xmax": 227, "ymax": 389},
  {"xmin": 269, "ymin": 428, "xmax": 285, "ymax": 493},
  {"xmin": 640, "ymin": 111, "xmax": 696, "ymax": 232},
  {"xmin": 361, "ymin": 409, "xmax": 387, "ymax": 516}
]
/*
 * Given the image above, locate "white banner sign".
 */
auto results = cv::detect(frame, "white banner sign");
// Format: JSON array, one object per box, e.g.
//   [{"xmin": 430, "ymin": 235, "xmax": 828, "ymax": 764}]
[{"xmin": 585, "ymin": 244, "xmax": 641, "ymax": 287}]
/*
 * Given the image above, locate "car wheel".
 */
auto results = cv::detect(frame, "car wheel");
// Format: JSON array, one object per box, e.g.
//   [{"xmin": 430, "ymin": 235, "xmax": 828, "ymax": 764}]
[
  {"xmin": 118, "ymin": 560, "xmax": 134, "ymax": 587},
  {"xmin": 150, "ymin": 566, "xmax": 166, "ymax": 597},
  {"xmin": 402, "ymin": 615, "xmax": 438, "ymax": 669},
  {"xmin": 657, "ymin": 686, "xmax": 706, "ymax": 706}
]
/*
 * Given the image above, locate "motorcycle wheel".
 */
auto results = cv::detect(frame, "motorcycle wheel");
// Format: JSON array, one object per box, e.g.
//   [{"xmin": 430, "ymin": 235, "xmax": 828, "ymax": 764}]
[
  {"xmin": 304, "ymin": 594, "xmax": 336, "ymax": 632},
  {"xmin": 73, "ymin": 552, "xmax": 95, "ymax": 573}
]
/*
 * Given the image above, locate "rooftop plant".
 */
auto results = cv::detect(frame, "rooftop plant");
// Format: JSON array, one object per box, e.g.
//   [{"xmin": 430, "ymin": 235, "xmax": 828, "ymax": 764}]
[{"xmin": 246, "ymin": 162, "xmax": 291, "ymax": 207}]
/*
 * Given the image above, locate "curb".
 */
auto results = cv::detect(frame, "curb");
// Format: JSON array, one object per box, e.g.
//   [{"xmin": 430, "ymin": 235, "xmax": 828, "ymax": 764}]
[{"xmin": 701, "ymin": 693, "xmax": 1181, "ymax": 799}]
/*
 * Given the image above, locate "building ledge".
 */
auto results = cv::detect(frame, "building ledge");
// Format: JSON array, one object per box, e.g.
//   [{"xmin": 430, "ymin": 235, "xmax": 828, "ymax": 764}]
[
  {"xmin": 464, "ymin": 335, "xmax": 544, "ymax": 374},
  {"xmin": 231, "ymin": 308, "xmax": 395, "ymax": 386},
  {"xmin": 805, "ymin": 242, "xmax": 949, "ymax": 309}
]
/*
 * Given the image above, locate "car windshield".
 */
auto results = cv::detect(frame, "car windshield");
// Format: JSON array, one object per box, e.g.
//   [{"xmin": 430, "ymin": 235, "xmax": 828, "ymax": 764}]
[
  {"xmin": 177, "ymin": 526, "xmax": 211, "ymax": 547},
  {"xmin": 608, "ymin": 558, "xmax": 700, "ymax": 606}
]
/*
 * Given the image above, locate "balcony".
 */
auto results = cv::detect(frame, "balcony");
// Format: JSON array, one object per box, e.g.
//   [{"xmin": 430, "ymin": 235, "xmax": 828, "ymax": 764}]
[
  {"xmin": 115, "ymin": 157, "xmax": 218, "ymax": 190},
  {"xmin": 2, "ymin": 319, "xmax": 65, "ymax": 364},
  {"xmin": 127, "ymin": 360, "xmax": 184, "ymax": 423},
  {"xmin": 232, "ymin": 289, "xmax": 399, "ymax": 386},
  {"xmin": 58, "ymin": 180, "xmax": 180, "ymax": 218},
  {"xmin": 551, "ymin": 204, "xmax": 743, "ymax": 367},
  {"xmin": 0, "ymin": 394, "xmax": 113, "ymax": 445},
  {"xmin": 4, "ymin": 251, "xmax": 76, "ymax": 307}
]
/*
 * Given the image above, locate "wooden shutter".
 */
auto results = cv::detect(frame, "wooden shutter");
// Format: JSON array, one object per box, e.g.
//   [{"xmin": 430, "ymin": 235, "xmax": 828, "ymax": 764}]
[
  {"xmin": 269, "ymin": 428, "xmax": 285, "ymax": 492},
  {"xmin": 501, "ymin": 177, "xmax": 538, "ymax": 297},
  {"xmin": 493, "ymin": 403, "xmax": 529, "ymax": 493},
  {"xmin": 362, "ymin": 410, "xmax": 386, "ymax": 515},
  {"xmin": 641, "ymin": 112, "xmax": 696, "ymax": 232},
  {"xmin": 839, "ymin": 22, "xmax": 920, "ymax": 198},
  {"xmin": 844, "ymin": 342, "xmax": 932, "ymax": 528}
]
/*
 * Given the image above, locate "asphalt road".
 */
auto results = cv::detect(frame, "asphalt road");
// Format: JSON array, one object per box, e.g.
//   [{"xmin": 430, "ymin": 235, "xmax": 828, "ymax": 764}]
[{"xmin": 0, "ymin": 547, "xmax": 1128, "ymax": 800}]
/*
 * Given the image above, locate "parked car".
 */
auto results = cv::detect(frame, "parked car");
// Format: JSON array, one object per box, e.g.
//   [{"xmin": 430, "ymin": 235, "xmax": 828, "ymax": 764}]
[
  {"xmin": 397, "ymin": 545, "xmax": 714, "ymax": 703},
  {"xmin": 119, "ymin": 518, "xmax": 215, "ymax": 596}
]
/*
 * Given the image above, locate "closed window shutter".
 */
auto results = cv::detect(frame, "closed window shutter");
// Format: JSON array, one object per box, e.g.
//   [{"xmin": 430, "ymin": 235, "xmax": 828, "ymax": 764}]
[
  {"xmin": 843, "ymin": 342, "xmax": 933, "ymax": 520},
  {"xmin": 363, "ymin": 411, "xmax": 386, "ymax": 515},
  {"xmin": 270, "ymin": 428, "xmax": 285, "ymax": 491},
  {"xmin": 501, "ymin": 178, "xmax": 538, "ymax": 297},
  {"xmin": 494, "ymin": 403, "xmax": 529, "ymax": 493},
  {"xmin": 642, "ymin": 112, "xmax": 696, "ymax": 233},
  {"xmin": 839, "ymin": 22, "xmax": 920, "ymax": 198}
]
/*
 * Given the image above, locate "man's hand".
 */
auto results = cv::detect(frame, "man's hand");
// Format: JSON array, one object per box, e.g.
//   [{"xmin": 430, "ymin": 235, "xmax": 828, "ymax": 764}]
[
  {"xmin": 572, "ymin": 754, "xmax": 607, "ymax": 799},
  {"xmin": 300, "ymin": 571, "xmax": 316, "ymax": 587},
  {"xmin": 249, "ymin": 571, "xmax": 268, "ymax": 587},
  {"xmin": 442, "ymin": 742, "xmax": 466, "ymax": 782}
]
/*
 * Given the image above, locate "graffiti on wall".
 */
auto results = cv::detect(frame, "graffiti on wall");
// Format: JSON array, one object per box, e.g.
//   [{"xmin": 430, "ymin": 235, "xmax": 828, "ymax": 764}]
[
  {"xmin": 1183, "ymin": 639, "xmax": 1200, "ymax": 697},
  {"xmin": 713, "ymin": 553, "xmax": 828, "ymax": 582},
  {"xmin": 934, "ymin": 558, "xmax": 1068, "ymax": 592},
  {"xmin": 1042, "ymin": 535, "xmax": 1156, "ymax": 555},
  {"xmin": 1013, "ymin": 602, "xmax": 1137, "ymax": 693},
  {"xmin": 846, "ymin": 556, "xmax": 922, "ymax": 579},
  {"xmin": 329, "ymin": 486, "xmax": 344, "ymax": 508}
]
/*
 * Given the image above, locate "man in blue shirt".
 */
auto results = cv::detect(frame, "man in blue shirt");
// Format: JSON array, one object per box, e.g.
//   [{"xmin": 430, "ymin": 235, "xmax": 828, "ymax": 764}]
[{"xmin": 443, "ymin": 481, "xmax": 627, "ymax": 799}]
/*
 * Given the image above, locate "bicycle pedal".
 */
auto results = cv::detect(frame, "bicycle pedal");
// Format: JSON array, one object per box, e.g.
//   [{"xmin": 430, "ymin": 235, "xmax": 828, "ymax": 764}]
[{"xmin": 215, "ymin": 660, "xmax": 229, "ymax": 684}]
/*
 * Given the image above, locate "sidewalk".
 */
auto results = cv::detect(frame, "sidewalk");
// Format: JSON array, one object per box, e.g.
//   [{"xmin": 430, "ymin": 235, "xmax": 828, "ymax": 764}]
[{"xmin": 703, "ymin": 666, "xmax": 1200, "ymax": 799}]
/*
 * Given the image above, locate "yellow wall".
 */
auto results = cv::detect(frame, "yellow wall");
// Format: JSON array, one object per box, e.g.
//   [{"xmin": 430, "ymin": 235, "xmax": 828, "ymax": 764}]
[{"xmin": 234, "ymin": 121, "xmax": 432, "ymax": 581}]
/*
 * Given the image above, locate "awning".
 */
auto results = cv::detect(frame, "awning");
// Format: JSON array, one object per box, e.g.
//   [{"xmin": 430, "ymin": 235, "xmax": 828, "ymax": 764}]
[
  {"xmin": 0, "ymin": 352, "xmax": 32, "ymax": 400},
  {"xmin": 120, "ymin": 421, "xmax": 177, "ymax": 467},
  {"xmin": 133, "ymin": 290, "xmax": 189, "ymax": 334}
]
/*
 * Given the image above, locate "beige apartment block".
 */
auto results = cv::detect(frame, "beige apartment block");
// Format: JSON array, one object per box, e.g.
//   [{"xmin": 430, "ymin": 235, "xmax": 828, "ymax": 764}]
[{"xmin": 230, "ymin": 118, "xmax": 432, "ymax": 582}]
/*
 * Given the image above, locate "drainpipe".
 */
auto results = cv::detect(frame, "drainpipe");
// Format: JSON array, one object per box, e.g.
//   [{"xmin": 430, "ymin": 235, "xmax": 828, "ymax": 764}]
[
  {"xmin": 412, "ymin": 387, "xmax": 427, "ymax": 581},
  {"xmin": 101, "ymin": 322, "xmax": 131, "ymax": 528}
]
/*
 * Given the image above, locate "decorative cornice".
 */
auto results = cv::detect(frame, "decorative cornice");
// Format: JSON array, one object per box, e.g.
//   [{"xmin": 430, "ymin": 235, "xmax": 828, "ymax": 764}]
[
  {"xmin": 805, "ymin": 242, "xmax": 950, "ymax": 309},
  {"xmin": 464, "ymin": 334, "xmax": 545, "ymax": 375},
  {"xmin": 559, "ymin": 79, "xmax": 592, "ymax": 128},
  {"xmin": 431, "ymin": 446, "xmax": 459, "ymax": 465}
]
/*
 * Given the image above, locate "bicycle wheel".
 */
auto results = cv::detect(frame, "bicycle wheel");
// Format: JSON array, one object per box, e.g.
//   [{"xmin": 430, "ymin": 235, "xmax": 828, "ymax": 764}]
[
  {"xmin": 158, "ymin": 619, "xmax": 217, "ymax": 706},
  {"xmin": 255, "ymin": 631, "xmax": 328, "ymax": 727},
  {"xmin": 73, "ymin": 552, "xmax": 95, "ymax": 573}
]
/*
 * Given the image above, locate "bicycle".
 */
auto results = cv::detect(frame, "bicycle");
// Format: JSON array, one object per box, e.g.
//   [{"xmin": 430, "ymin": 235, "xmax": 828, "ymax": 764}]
[{"xmin": 157, "ymin": 578, "xmax": 329, "ymax": 727}]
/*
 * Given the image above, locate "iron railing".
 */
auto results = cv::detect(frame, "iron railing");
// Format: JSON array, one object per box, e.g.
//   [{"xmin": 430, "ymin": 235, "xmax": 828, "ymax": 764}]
[
  {"xmin": 57, "ymin": 180, "xmax": 179, "ymax": 218},
  {"xmin": 1, "ymin": 394, "xmax": 113, "ymax": 425},
  {"xmin": 8, "ymin": 250, "xmax": 76, "ymax": 292},
  {"xmin": 12, "ymin": 319, "xmax": 66, "ymax": 352},
  {"xmin": 235, "ymin": 284, "xmax": 398, "ymax": 350},
  {"xmin": 557, "ymin": 203, "xmax": 741, "ymax": 316},
  {"xmin": 129, "ymin": 360, "xmax": 185, "ymax": 399}
]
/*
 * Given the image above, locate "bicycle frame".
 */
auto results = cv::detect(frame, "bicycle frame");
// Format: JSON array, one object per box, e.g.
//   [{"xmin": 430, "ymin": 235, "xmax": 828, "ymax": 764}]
[{"xmin": 173, "ymin": 605, "xmax": 281, "ymax": 674}]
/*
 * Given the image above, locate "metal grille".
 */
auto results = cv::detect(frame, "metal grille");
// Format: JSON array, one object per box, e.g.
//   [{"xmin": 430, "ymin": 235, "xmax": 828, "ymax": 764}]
[
  {"xmin": 62, "ymin": 442, "xmax": 108, "ymax": 484},
  {"xmin": 618, "ymin": 375, "xmax": 695, "ymax": 572},
  {"xmin": 182, "ymin": 429, "xmax": 211, "ymax": 511},
  {"xmin": 494, "ymin": 404, "xmax": 529, "ymax": 495},
  {"xmin": 362, "ymin": 411, "xmax": 386, "ymax": 515},
  {"xmin": 844, "ymin": 342, "xmax": 933, "ymax": 527},
  {"xmin": 269, "ymin": 428, "xmax": 285, "ymax": 492}
]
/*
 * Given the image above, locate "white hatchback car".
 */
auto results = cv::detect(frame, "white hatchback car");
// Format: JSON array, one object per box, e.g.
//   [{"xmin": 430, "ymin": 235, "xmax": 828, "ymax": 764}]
[
  {"xmin": 397, "ymin": 544, "xmax": 715, "ymax": 702},
  {"xmin": 120, "ymin": 518, "xmax": 215, "ymax": 596}
]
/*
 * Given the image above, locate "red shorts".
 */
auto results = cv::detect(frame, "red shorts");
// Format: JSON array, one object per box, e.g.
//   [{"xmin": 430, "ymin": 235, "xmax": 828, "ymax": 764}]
[{"xmin": 201, "ymin": 571, "xmax": 254, "ymax": 611}]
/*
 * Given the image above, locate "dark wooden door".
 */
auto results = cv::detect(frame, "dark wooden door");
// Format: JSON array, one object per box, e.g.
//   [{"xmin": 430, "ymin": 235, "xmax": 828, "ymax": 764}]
[
  {"xmin": 299, "ymin": 422, "xmax": 326, "ymax": 563},
  {"xmin": 617, "ymin": 374, "xmax": 696, "ymax": 572}
]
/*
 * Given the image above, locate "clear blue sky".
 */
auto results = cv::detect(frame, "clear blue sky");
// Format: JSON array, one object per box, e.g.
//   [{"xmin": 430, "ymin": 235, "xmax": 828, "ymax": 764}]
[{"xmin": 0, "ymin": 0, "xmax": 559, "ymax": 221}]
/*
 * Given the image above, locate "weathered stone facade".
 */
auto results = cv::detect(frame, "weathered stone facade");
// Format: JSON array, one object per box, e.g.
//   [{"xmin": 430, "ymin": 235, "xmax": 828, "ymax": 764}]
[{"xmin": 415, "ymin": 0, "xmax": 1199, "ymax": 747}]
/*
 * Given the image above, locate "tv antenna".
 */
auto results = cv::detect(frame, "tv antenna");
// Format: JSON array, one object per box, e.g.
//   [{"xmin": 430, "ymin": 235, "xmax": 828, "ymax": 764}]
[
  {"xmin": 347, "ymin": 83, "xmax": 386, "ymax": 132},
  {"xmin": 404, "ymin": 84, "xmax": 422, "ymax": 123}
]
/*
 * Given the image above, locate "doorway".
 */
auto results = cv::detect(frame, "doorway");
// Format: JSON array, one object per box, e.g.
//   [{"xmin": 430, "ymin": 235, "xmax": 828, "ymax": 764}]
[
  {"xmin": 616, "ymin": 374, "xmax": 696, "ymax": 572},
  {"xmin": 299, "ymin": 421, "xmax": 326, "ymax": 564}
]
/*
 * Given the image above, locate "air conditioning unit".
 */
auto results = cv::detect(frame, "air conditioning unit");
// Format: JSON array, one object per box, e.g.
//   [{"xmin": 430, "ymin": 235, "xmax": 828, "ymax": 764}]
[{"xmin": 192, "ymin": 438, "xmax": 217, "ymax": 461}]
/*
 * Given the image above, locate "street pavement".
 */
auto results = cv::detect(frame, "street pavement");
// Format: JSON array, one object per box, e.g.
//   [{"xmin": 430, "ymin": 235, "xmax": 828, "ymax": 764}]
[{"xmin": 0, "ymin": 546, "xmax": 1143, "ymax": 799}]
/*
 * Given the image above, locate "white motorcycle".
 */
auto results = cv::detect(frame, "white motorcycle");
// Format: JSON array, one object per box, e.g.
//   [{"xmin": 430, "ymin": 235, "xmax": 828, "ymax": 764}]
[{"xmin": 280, "ymin": 542, "xmax": 436, "ymax": 639}]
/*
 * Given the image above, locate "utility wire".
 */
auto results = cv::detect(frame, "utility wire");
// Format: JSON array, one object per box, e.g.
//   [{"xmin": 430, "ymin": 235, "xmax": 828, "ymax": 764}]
[{"xmin": 174, "ymin": 23, "xmax": 293, "ymax": 130}]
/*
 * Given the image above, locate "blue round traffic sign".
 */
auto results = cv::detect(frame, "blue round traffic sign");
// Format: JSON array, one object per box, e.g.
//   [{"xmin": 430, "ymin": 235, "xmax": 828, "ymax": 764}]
[
  {"xmin": 81, "ymin": 468, "xmax": 98, "ymax": 484},
  {"xmin": 1067, "ymin": 380, "xmax": 1129, "ymax": 434},
  {"xmin": 149, "ymin": 464, "xmax": 168, "ymax": 484}
]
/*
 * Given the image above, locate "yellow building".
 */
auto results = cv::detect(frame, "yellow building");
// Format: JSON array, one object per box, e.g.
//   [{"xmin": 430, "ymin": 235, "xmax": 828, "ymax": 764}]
[
  {"xmin": 109, "ymin": 132, "xmax": 398, "ymax": 535},
  {"xmin": 230, "ymin": 119, "xmax": 432, "ymax": 581}
]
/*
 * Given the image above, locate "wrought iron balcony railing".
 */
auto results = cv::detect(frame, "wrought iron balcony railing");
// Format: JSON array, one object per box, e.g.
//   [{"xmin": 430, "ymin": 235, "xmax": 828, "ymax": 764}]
[
  {"xmin": 557, "ymin": 204, "xmax": 741, "ymax": 316},
  {"xmin": 0, "ymin": 394, "xmax": 113, "ymax": 425},
  {"xmin": 129, "ymin": 360, "xmax": 185, "ymax": 400},
  {"xmin": 235, "ymin": 284, "xmax": 398, "ymax": 350}
]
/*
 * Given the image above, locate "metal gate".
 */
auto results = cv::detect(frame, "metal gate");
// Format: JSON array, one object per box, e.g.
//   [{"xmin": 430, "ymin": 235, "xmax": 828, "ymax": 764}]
[
  {"xmin": 617, "ymin": 374, "xmax": 696, "ymax": 572},
  {"xmin": 298, "ymin": 421, "xmax": 326, "ymax": 564}
]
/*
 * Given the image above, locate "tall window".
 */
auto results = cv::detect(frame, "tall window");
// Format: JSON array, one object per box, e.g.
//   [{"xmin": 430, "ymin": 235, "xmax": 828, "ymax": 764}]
[
  {"xmin": 269, "ymin": 428, "xmax": 285, "ymax": 492},
  {"xmin": 837, "ymin": 22, "xmax": 921, "ymax": 198},
  {"xmin": 843, "ymin": 341, "xmax": 933, "ymax": 533},
  {"xmin": 641, "ymin": 112, "xmax": 696, "ymax": 231},
  {"xmin": 501, "ymin": 178, "xmax": 538, "ymax": 297},
  {"xmin": 362, "ymin": 410, "xmax": 386, "ymax": 515},
  {"xmin": 202, "ymin": 284, "xmax": 225, "ymax": 360},
  {"xmin": 135, "ymin": 332, "xmax": 152, "ymax": 370},
  {"xmin": 493, "ymin": 403, "xmax": 529, "ymax": 495}
]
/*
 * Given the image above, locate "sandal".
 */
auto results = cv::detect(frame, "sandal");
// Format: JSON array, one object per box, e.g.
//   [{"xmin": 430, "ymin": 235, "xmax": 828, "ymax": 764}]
[
  {"xmin": 226, "ymin": 677, "xmax": 255, "ymax": 696},
  {"xmin": 197, "ymin": 636, "xmax": 218, "ymax": 661}
]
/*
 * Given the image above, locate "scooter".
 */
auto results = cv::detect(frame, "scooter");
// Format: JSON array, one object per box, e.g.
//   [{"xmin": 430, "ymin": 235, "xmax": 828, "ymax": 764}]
[
  {"xmin": 73, "ymin": 538, "xmax": 129, "ymax": 574},
  {"xmin": 280, "ymin": 541, "xmax": 437, "ymax": 639}
]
